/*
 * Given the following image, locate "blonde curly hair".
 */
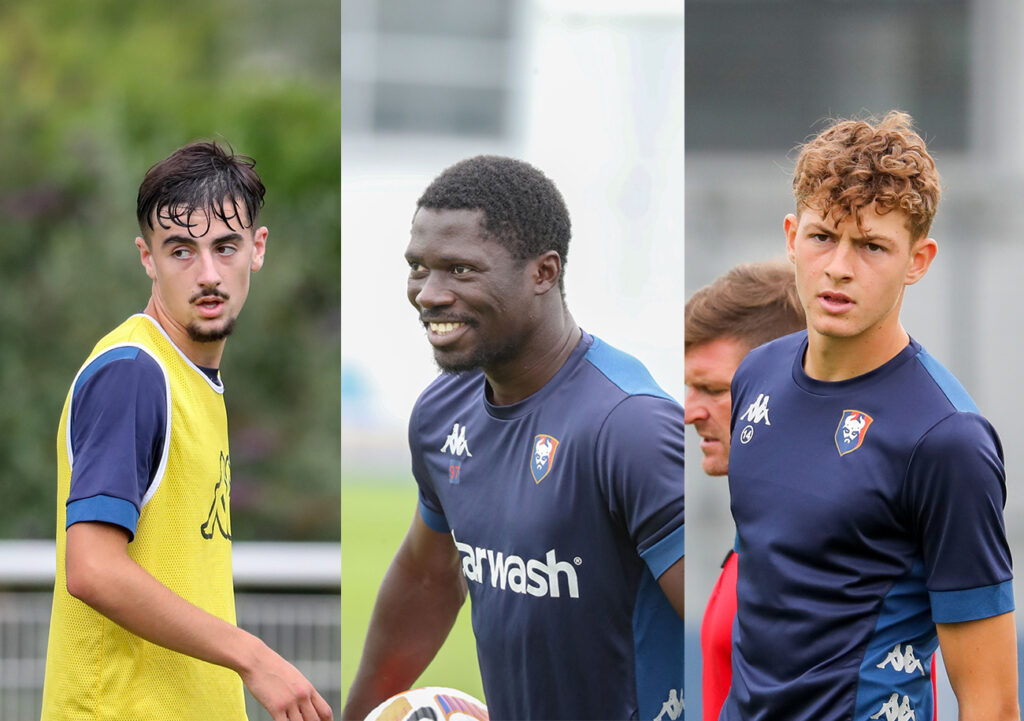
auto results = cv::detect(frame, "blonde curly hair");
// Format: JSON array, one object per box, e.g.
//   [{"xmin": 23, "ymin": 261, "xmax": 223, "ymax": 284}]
[{"xmin": 792, "ymin": 111, "xmax": 941, "ymax": 240}]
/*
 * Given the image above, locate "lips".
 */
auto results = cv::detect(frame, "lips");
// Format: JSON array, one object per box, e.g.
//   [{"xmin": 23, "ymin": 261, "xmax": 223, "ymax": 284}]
[
  {"xmin": 818, "ymin": 290, "xmax": 855, "ymax": 313},
  {"xmin": 194, "ymin": 296, "xmax": 226, "ymax": 319}
]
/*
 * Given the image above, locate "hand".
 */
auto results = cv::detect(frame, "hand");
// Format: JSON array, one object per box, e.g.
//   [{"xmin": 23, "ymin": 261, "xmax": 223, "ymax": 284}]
[{"xmin": 240, "ymin": 642, "xmax": 334, "ymax": 721}]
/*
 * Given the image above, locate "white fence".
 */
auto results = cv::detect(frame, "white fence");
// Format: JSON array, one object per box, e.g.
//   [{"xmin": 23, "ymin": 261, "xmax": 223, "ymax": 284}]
[{"xmin": 0, "ymin": 541, "xmax": 340, "ymax": 721}]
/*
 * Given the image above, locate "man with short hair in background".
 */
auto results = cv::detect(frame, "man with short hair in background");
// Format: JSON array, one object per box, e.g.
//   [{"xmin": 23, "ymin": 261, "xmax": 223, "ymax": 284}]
[{"xmin": 684, "ymin": 260, "xmax": 804, "ymax": 721}]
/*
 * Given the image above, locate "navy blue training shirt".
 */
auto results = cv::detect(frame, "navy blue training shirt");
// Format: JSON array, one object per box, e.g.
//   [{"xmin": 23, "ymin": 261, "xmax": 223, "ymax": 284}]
[
  {"xmin": 725, "ymin": 332, "xmax": 1012, "ymax": 721},
  {"xmin": 411, "ymin": 331, "xmax": 685, "ymax": 721},
  {"xmin": 66, "ymin": 347, "xmax": 220, "ymax": 539}
]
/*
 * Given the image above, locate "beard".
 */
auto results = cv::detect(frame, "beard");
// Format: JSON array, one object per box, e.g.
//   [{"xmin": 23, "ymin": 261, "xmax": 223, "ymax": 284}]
[
  {"xmin": 187, "ymin": 317, "xmax": 236, "ymax": 343},
  {"xmin": 434, "ymin": 335, "xmax": 520, "ymax": 375}
]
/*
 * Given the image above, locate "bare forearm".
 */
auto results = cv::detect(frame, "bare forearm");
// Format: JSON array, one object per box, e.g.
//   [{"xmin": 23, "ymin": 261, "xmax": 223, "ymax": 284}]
[
  {"xmin": 344, "ymin": 551, "xmax": 466, "ymax": 719},
  {"xmin": 66, "ymin": 523, "xmax": 333, "ymax": 720},
  {"xmin": 67, "ymin": 541, "xmax": 263, "ymax": 673},
  {"xmin": 938, "ymin": 613, "xmax": 1020, "ymax": 721}
]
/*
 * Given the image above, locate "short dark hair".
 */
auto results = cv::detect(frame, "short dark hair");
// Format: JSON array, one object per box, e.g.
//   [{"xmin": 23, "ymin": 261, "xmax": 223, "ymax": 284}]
[
  {"xmin": 137, "ymin": 140, "xmax": 266, "ymax": 239},
  {"xmin": 417, "ymin": 155, "xmax": 571, "ymax": 293},
  {"xmin": 685, "ymin": 260, "xmax": 805, "ymax": 353}
]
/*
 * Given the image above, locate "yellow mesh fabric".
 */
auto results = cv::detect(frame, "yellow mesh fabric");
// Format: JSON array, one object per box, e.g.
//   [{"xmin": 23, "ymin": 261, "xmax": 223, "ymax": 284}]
[{"xmin": 42, "ymin": 314, "xmax": 247, "ymax": 720}]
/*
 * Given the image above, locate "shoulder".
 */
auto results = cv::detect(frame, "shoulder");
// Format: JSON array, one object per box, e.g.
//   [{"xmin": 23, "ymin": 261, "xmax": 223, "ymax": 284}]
[
  {"xmin": 581, "ymin": 335, "xmax": 676, "ymax": 404},
  {"xmin": 906, "ymin": 343, "xmax": 981, "ymax": 415},
  {"xmin": 73, "ymin": 344, "xmax": 167, "ymax": 403}
]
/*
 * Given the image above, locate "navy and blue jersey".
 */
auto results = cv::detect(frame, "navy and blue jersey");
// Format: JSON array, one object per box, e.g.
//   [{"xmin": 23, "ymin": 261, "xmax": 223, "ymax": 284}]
[
  {"xmin": 410, "ymin": 331, "xmax": 685, "ymax": 721},
  {"xmin": 724, "ymin": 332, "xmax": 1012, "ymax": 721},
  {"xmin": 66, "ymin": 346, "xmax": 220, "ymax": 539}
]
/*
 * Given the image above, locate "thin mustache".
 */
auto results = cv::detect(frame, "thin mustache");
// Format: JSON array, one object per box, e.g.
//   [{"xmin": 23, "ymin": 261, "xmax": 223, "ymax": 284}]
[{"xmin": 190, "ymin": 289, "xmax": 230, "ymax": 303}]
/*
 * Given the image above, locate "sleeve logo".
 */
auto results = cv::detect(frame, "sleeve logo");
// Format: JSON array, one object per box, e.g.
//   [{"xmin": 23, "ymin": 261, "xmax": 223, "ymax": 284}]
[
  {"xmin": 530, "ymin": 434, "xmax": 560, "ymax": 484},
  {"xmin": 835, "ymin": 409, "xmax": 874, "ymax": 456}
]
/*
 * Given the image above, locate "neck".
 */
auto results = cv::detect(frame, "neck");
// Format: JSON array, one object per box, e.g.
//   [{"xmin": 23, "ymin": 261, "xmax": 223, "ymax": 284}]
[
  {"xmin": 485, "ymin": 309, "xmax": 580, "ymax": 405},
  {"xmin": 143, "ymin": 297, "xmax": 225, "ymax": 368},
  {"xmin": 804, "ymin": 322, "xmax": 909, "ymax": 381}
]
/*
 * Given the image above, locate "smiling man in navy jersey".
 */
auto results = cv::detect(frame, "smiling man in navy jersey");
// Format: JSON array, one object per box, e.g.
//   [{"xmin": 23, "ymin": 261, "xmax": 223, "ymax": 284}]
[
  {"xmin": 724, "ymin": 112, "xmax": 1017, "ymax": 720},
  {"xmin": 343, "ymin": 156, "xmax": 685, "ymax": 721}
]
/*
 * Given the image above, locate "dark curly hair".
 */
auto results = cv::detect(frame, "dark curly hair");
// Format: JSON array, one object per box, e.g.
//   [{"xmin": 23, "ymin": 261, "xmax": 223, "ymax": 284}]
[
  {"xmin": 417, "ymin": 155, "xmax": 572, "ymax": 294},
  {"xmin": 793, "ymin": 111, "xmax": 940, "ymax": 240},
  {"xmin": 137, "ymin": 140, "xmax": 266, "ymax": 240}
]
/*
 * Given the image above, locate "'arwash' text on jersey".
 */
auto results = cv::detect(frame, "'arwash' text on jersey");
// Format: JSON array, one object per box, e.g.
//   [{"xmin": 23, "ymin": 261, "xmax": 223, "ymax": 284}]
[
  {"xmin": 411, "ymin": 332, "xmax": 685, "ymax": 721},
  {"xmin": 42, "ymin": 314, "xmax": 246, "ymax": 721},
  {"xmin": 724, "ymin": 333, "xmax": 1012, "ymax": 721}
]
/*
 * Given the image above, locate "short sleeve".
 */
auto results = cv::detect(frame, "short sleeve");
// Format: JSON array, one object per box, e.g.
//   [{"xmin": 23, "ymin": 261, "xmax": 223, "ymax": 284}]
[
  {"xmin": 67, "ymin": 348, "xmax": 167, "ymax": 540},
  {"xmin": 903, "ymin": 411, "xmax": 1014, "ymax": 623},
  {"xmin": 408, "ymin": 397, "xmax": 450, "ymax": 534},
  {"xmin": 596, "ymin": 394, "xmax": 685, "ymax": 578}
]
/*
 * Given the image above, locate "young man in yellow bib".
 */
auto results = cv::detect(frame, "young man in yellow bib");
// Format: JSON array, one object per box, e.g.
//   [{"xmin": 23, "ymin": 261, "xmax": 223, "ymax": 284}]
[{"xmin": 41, "ymin": 142, "xmax": 333, "ymax": 721}]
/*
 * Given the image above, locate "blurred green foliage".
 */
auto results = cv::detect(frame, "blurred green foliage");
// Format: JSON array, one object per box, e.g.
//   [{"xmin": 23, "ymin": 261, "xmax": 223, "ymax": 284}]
[{"xmin": 0, "ymin": 0, "xmax": 339, "ymax": 539}]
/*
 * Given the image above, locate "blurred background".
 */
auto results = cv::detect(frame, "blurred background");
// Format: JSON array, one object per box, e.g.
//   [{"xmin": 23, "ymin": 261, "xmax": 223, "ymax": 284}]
[
  {"xmin": 685, "ymin": 1, "xmax": 1024, "ymax": 718},
  {"xmin": 341, "ymin": 0, "xmax": 684, "ymax": 704},
  {"xmin": 0, "ymin": 0, "xmax": 341, "ymax": 717}
]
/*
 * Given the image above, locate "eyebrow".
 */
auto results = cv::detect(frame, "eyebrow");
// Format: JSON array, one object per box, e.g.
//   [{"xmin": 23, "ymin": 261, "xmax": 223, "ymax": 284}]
[{"xmin": 161, "ymin": 232, "xmax": 244, "ymax": 247}]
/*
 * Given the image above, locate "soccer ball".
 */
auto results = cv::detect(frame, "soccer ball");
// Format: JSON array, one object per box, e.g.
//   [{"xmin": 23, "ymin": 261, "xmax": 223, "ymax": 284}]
[{"xmin": 363, "ymin": 686, "xmax": 489, "ymax": 721}]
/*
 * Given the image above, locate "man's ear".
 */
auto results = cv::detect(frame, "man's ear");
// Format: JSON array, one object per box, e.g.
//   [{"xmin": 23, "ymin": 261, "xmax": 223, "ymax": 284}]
[
  {"xmin": 784, "ymin": 214, "xmax": 799, "ymax": 264},
  {"xmin": 532, "ymin": 250, "xmax": 562, "ymax": 295},
  {"xmin": 905, "ymin": 236, "xmax": 937, "ymax": 286},
  {"xmin": 135, "ymin": 236, "xmax": 157, "ymax": 280},
  {"xmin": 250, "ymin": 226, "xmax": 268, "ymax": 272}
]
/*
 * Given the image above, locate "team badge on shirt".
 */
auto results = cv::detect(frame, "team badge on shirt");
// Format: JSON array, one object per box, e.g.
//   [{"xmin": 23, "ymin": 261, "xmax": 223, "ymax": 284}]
[
  {"xmin": 531, "ymin": 434, "xmax": 560, "ymax": 484},
  {"xmin": 835, "ymin": 410, "xmax": 874, "ymax": 456}
]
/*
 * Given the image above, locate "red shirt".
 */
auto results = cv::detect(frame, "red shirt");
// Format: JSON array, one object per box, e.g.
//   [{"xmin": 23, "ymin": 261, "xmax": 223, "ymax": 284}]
[
  {"xmin": 701, "ymin": 551, "xmax": 737, "ymax": 721},
  {"xmin": 700, "ymin": 550, "xmax": 938, "ymax": 721}
]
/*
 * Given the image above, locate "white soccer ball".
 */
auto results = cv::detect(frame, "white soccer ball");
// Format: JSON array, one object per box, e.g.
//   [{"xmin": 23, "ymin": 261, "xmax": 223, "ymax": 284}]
[{"xmin": 364, "ymin": 686, "xmax": 489, "ymax": 721}]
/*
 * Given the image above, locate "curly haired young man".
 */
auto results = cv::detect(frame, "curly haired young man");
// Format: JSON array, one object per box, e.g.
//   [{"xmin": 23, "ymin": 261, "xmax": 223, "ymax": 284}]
[{"xmin": 723, "ymin": 112, "xmax": 1018, "ymax": 721}]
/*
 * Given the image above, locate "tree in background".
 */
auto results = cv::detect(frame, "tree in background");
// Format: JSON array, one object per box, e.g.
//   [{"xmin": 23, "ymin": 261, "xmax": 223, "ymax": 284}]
[{"xmin": 0, "ymin": 0, "xmax": 339, "ymax": 540}]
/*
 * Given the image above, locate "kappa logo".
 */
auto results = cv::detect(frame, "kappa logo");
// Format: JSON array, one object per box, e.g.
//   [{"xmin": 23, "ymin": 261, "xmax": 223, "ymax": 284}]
[
  {"xmin": 200, "ymin": 451, "xmax": 231, "ymax": 540},
  {"xmin": 739, "ymin": 394, "xmax": 772, "ymax": 425},
  {"xmin": 877, "ymin": 643, "xmax": 926, "ymax": 676},
  {"xmin": 835, "ymin": 409, "xmax": 874, "ymax": 456},
  {"xmin": 653, "ymin": 688, "xmax": 684, "ymax": 721},
  {"xmin": 869, "ymin": 693, "xmax": 915, "ymax": 721},
  {"xmin": 531, "ymin": 434, "xmax": 560, "ymax": 484},
  {"xmin": 440, "ymin": 422, "xmax": 473, "ymax": 457}
]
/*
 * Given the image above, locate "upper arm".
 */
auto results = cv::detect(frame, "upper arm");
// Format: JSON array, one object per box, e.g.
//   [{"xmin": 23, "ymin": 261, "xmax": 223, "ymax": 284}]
[
  {"xmin": 393, "ymin": 506, "xmax": 464, "ymax": 594},
  {"xmin": 597, "ymin": 395, "xmax": 685, "ymax": 568},
  {"xmin": 65, "ymin": 521, "xmax": 132, "ymax": 600},
  {"xmin": 937, "ymin": 612, "xmax": 1019, "ymax": 720},
  {"xmin": 657, "ymin": 556, "xmax": 684, "ymax": 620},
  {"xmin": 67, "ymin": 350, "xmax": 167, "ymax": 539}
]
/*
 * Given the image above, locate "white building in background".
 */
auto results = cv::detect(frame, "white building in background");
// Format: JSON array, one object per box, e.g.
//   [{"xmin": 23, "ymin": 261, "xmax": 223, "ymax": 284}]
[{"xmin": 342, "ymin": 0, "xmax": 685, "ymax": 472}]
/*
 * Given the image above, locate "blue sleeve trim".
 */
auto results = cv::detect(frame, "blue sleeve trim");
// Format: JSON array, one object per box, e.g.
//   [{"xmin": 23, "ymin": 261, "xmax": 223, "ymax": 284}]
[
  {"xmin": 418, "ymin": 499, "xmax": 450, "ymax": 534},
  {"xmin": 640, "ymin": 522, "xmax": 685, "ymax": 578},
  {"xmin": 931, "ymin": 580, "xmax": 1015, "ymax": 623},
  {"xmin": 584, "ymin": 337, "xmax": 674, "ymax": 402},
  {"xmin": 74, "ymin": 347, "xmax": 141, "ymax": 398},
  {"xmin": 66, "ymin": 495, "xmax": 140, "ymax": 540},
  {"xmin": 916, "ymin": 349, "xmax": 979, "ymax": 413}
]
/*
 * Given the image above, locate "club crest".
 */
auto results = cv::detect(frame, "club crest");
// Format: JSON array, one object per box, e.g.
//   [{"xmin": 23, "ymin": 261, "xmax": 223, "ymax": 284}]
[
  {"xmin": 835, "ymin": 410, "xmax": 874, "ymax": 456},
  {"xmin": 531, "ymin": 434, "xmax": 560, "ymax": 484}
]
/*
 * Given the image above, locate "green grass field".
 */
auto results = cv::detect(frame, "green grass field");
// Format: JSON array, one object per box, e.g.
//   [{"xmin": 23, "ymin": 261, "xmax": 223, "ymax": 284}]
[{"xmin": 341, "ymin": 478, "xmax": 485, "ymax": 705}]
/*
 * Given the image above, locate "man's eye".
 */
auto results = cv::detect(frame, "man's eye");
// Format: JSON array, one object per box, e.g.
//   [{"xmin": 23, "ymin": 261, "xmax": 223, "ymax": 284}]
[
  {"xmin": 408, "ymin": 261, "xmax": 426, "ymax": 273},
  {"xmin": 217, "ymin": 245, "xmax": 238, "ymax": 256},
  {"xmin": 865, "ymin": 242, "xmax": 885, "ymax": 253},
  {"xmin": 452, "ymin": 265, "xmax": 472, "ymax": 275},
  {"xmin": 810, "ymin": 233, "xmax": 830, "ymax": 243},
  {"xmin": 172, "ymin": 247, "xmax": 192, "ymax": 259}
]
